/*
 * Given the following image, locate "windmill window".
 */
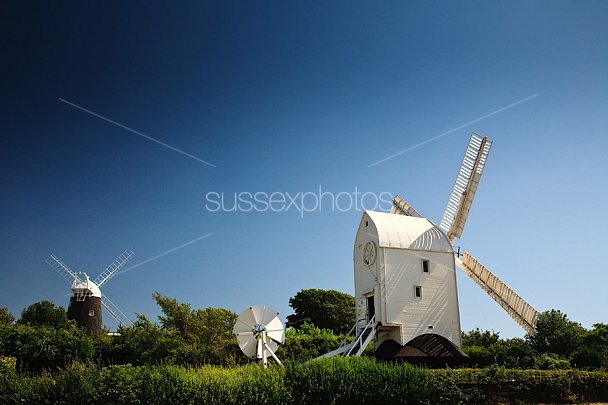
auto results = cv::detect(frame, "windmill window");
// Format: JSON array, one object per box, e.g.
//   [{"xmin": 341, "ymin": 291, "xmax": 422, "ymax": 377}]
[
  {"xmin": 415, "ymin": 286, "xmax": 422, "ymax": 298},
  {"xmin": 422, "ymin": 259, "xmax": 430, "ymax": 273},
  {"xmin": 88, "ymin": 310, "xmax": 95, "ymax": 317}
]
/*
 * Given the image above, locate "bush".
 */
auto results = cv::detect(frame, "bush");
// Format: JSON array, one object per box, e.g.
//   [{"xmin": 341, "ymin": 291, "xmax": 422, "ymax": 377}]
[
  {"xmin": 286, "ymin": 357, "xmax": 430, "ymax": 404},
  {"xmin": 1, "ymin": 360, "xmax": 608, "ymax": 404},
  {"xmin": 0, "ymin": 324, "xmax": 95, "ymax": 372}
]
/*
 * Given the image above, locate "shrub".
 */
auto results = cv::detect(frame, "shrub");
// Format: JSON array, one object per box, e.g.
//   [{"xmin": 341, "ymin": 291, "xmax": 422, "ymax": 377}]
[{"xmin": 1, "ymin": 360, "xmax": 608, "ymax": 404}]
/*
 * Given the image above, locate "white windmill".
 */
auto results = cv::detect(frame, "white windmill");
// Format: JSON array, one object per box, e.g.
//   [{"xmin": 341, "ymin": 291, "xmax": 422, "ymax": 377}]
[
  {"xmin": 45, "ymin": 249, "xmax": 135, "ymax": 334},
  {"xmin": 233, "ymin": 306, "xmax": 285, "ymax": 367},
  {"xmin": 320, "ymin": 132, "xmax": 540, "ymax": 363}
]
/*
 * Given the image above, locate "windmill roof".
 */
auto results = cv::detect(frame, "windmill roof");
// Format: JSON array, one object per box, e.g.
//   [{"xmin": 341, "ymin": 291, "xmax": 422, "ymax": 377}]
[
  {"xmin": 71, "ymin": 275, "xmax": 101, "ymax": 297},
  {"xmin": 364, "ymin": 210, "xmax": 453, "ymax": 252}
]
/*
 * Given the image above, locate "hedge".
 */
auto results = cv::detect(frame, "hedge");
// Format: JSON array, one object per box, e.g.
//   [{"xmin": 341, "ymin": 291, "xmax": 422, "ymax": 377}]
[{"xmin": 1, "ymin": 358, "xmax": 607, "ymax": 404}]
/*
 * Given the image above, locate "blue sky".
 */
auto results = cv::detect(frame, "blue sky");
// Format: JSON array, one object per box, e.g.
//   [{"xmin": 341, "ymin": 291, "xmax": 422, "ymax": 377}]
[{"xmin": 1, "ymin": 1, "xmax": 607, "ymax": 338}]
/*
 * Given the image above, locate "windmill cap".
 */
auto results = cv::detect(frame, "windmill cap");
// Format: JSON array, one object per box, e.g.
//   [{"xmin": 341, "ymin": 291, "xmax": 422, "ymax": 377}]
[
  {"xmin": 361, "ymin": 210, "xmax": 453, "ymax": 253},
  {"xmin": 71, "ymin": 277, "xmax": 102, "ymax": 297}
]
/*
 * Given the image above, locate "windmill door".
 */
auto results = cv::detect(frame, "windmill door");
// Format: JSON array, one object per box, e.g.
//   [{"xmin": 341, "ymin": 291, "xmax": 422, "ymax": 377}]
[{"xmin": 366, "ymin": 295, "xmax": 375, "ymax": 322}]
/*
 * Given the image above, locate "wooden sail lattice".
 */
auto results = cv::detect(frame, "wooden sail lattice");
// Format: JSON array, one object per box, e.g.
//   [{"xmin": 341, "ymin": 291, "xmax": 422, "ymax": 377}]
[{"xmin": 457, "ymin": 252, "xmax": 539, "ymax": 335}]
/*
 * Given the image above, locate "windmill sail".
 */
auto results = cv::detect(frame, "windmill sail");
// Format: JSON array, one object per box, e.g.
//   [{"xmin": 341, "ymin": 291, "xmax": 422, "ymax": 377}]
[
  {"xmin": 94, "ymin": 249, "xmax": 135, "ymax": 287},
  {"xmin": 391, "ymin": 195, "xmax": 423, "ymax": 217},
  {"xmin": 101, "ymin": 294, "xmax": 133, "ymax": 327},
  {"xmin": 456, "ymin": 252, "xmax": 539, "ymax": 335},
  {"xmin": 46, "ymin": 254, "xmax": 81, "ymax": 283},
  {"xmin": 440, "ymin": 133, "xmax": 492, "ymax": 243}
]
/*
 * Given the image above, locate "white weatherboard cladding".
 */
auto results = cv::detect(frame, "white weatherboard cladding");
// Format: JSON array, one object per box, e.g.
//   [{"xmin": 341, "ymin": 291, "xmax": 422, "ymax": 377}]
[
  {"xmin": 354, "ymin": 211, "xmax": 461, "ymax": 349},
  {"xmin": 354, "ymin": 213, "xmax": 382, "ymax": 328},
  {"xmin": 384, "ymin": 248, "xmax": 461, "ymax": 346}
]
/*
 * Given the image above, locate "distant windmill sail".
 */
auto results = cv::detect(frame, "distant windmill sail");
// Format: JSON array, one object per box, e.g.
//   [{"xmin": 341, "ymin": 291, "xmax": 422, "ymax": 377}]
[
  {"xmin": 94, "ymin": 249, "xmax": 135, "ymax": 287},
  {"xmin": 101, "ymin": 294, "xmax": 133, "ymax": 327},
  {"xmin": 391, "ymin": 195, "xmax": 423, "ymax": 217},
  {"xmin": 456, "ymin": 252, "xmax": 539, "ymax": 335},
  {"xmin": 46, "ymin": 254, "xmax": 82, "ymax": 284},
  {"xmin": 440, "ymin": 133, "xmax": 492, "ymax": 243}
]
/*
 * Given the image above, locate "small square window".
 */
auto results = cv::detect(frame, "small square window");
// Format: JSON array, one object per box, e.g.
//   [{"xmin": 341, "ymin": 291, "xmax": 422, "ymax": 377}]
[
  {"xmin": 415, "ymin": 286, "xmax": 422, "ymax": 298},
  {"xmin": 365, "ymin": 221, "xmax": 368, "ymax": 227},
  {"xmin": 422, "ymin": 259, "xmax": 430, "ymax": 273},
  {"xmin": 88, "ymin": 310, "xmax": 95, "ymax": 317}
]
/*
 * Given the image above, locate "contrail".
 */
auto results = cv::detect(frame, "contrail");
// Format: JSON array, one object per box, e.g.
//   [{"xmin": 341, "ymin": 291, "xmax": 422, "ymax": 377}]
[
  {"xmin": 59, "ymin": 98, "xmax": 217, "ymax": 168},
  {"xmin": 367, "ymin": 93, "xmax": 539, "ymax": 167},
  {"xmin": 116, "ymin": 233, "xmax": 214, "ymax": 276}
]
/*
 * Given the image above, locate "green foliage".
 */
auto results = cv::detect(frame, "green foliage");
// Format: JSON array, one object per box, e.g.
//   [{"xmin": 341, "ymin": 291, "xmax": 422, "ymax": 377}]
[
  {"xmin": 17, "ymin": 301, "xmax": 70, "ymax": 329},
  {"xmin": 286, "ymin": 289, "xmax": 355, "ymax": 334},
  {"xmin": 570, "ymin": 345, "xmax": 605, "ymax": 369},
  {"xmin": 0, "ymin": 324, "xmax": 95, "ymax": 372},
  {"xmin": 430, "ymin": 368, "xmax": 608, "ymax": 404},
  {"xmin": 462, "ymin": 334, "xmax": 537, "ymax": 369},
  {"xmin": 527, "ymin": 309, "xmax": 585, "ymax": 356},
  {"xmin": 462, "ymin": 310, "xmax": 608, "ymax": 370},
  {"xmin": 152, "ymin": 293, "xmax": 240, "ymax": 365},
  {"xmin": 102, "ymin": 315, "xmax": 183, "ymax": 366},
  {"xmin": 278, "ymin": 323, "xmax": 344, "ymax": 362},
  {"xmin": 0, "ymin": 356, "xmax": 16, "ymax": 370},
  {"xmin": 535, "ymin": 353, "xmax": 571, "ymax": 370},
  {"xmin": 2, "ymin": 361, "xmax": 608, "ymax": 404},
  {"xmin": 0, "ymin": 308, "xmax": 15, "ymax": 326},
  {"xmin": 577, "ymin": 323, "xmax": 608, "ymax": 368},
  {"xmin": 462, "ymin": 328, "xmax": 500, "ymax": 347},
  {"xmin": 286, "ymin": 357, "xmax": 431, "ymax": 404}
]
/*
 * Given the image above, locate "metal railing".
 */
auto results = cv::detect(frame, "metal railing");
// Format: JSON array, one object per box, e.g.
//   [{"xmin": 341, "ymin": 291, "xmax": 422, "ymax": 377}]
[{"xmin": 345, "ymin": 315, "xmax": 376, "ymax": 356}]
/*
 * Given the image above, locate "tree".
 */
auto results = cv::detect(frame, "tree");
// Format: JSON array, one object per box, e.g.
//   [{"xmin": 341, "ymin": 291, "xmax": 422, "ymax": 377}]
[
  {"xmin": 152, "ymin": 293, "xmax": 240, "ymax": 365},
  {"xmin": 461, "ymin": 328, "xmax": 500, "ymax": 348},
  {"xmin": 286, "ymin": 289, "xmax": 355, "ymax": 334},
  {"xmin": 153, "ymin": 293, "xmax": 192, "ymax": 338},
  {"xmin": 17, "ymin": 301, "xmax": 70, "ymax": 329},
  {"xmin": 526, "ymin": 309, "xmax": 585, "ymax": 356},
  {"xmin": 571, "ymin": 323, "xmax": 608, "ymax": 369},
  {"xmin": 103, "ymin": 314, "xmax": 183, "ymax": 366},
  {"xmin": 0, "ymin": 307, "xmax": 15, "ymax": 325}
]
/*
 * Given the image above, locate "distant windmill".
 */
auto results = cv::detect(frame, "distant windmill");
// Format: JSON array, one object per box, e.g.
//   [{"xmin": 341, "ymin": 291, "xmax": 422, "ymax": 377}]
[{"xmin": 45, "ymin": 249, "xmax": 135, "ymax": 334}]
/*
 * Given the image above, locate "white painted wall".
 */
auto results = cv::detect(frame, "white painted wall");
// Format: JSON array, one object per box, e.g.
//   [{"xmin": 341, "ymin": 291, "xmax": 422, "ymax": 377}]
[
  {"xmin": 384, "ymin": 248, "xmax": 461, "ymax": 346},
  {"xmin": 353, "ymin": 211, "xmax": 462, "ymax": 349}
]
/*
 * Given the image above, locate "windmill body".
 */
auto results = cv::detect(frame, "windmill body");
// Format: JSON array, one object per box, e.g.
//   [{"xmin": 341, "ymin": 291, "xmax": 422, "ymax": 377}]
[
  {"xmin": 45, "ymin": 250, "xmax": 135, "ymax": 334},
  {"xmin": 354, "ymin": 212, "xmax": 462, "ymax": 352},
  {"xmin": 66, "ymin": 273, "xmax": 103, "ymax": 334},
  {"xmin": 318, "ymin": 132, "xmax": 539, "ymax": 362}
]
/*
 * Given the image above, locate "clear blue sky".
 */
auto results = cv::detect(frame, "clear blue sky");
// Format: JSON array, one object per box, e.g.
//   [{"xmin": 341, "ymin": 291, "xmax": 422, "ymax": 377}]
[{"xmin": 1, "ymin": 1, "xmax": 607, "ymax": 338}]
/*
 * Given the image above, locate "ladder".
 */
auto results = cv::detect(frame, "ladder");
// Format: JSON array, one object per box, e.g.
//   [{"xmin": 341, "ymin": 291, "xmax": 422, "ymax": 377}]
[
  {"xmin": 456, "ymin": 252, "xmax": 539, "ymax": 335},
  {"xmin": 315, "ymin": 316, "xmax": 376, "ymax": 359}
]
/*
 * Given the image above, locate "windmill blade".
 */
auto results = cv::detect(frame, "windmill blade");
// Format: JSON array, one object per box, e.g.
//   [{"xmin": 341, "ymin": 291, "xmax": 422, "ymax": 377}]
[
  {"xmin": 94, "ymin": 249, "xmax": 135, "ymax": 287},
  {"xmin": 101, "ymin": 294, "xmax": 133, "ymax": 327},
  {"xmin": 390, "ymin": 195, "xmax": 423, "ymax": 217},
  {"xmin": 46, "ymin": 254, "xmax": 82, "ymax": 284},
  {"xmin": 456, "ymin": 251, "xmax": 539, "ymax": 335},
  {"xmin": 440, "ymin": 133, "xmax": 492, "ymax": 243}
]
